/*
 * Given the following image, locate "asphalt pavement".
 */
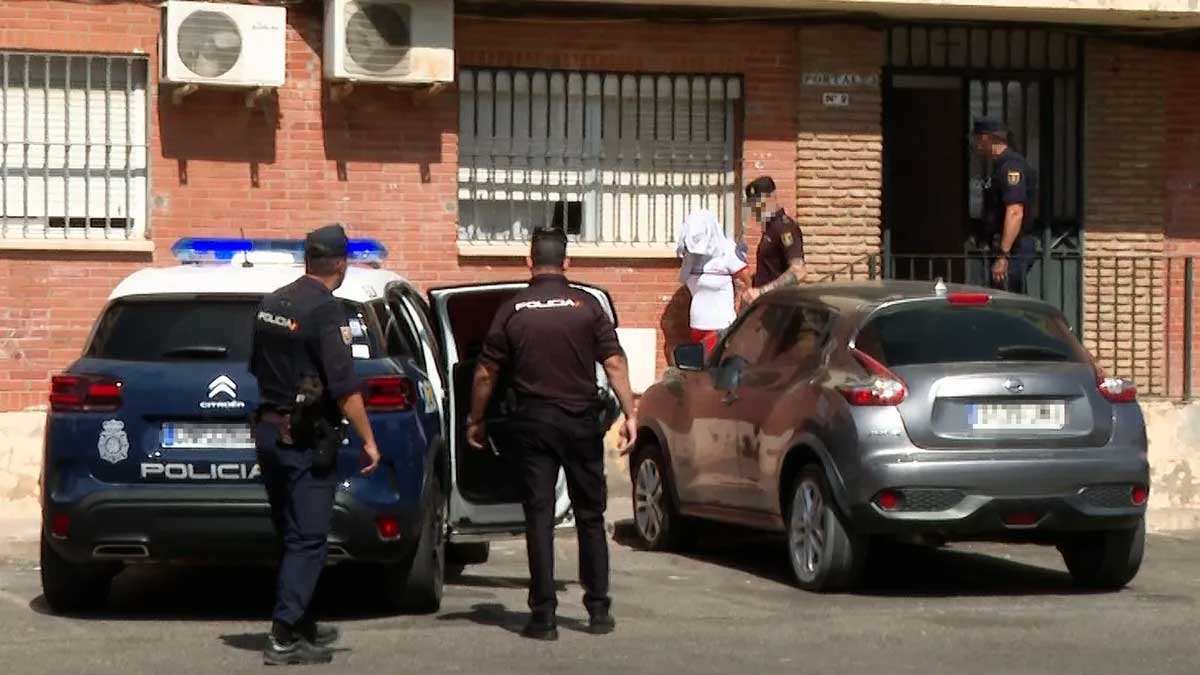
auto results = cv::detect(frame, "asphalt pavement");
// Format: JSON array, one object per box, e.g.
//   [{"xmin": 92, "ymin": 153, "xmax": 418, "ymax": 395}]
[{"xmin": 1, "ymin": 517, "xmax": 1199, "ymax": 675}]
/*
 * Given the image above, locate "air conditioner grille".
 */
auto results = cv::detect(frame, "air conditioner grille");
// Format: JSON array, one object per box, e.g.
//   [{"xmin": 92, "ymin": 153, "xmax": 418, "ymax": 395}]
[
  {"xmin": 344, "ymin": 1, "xmax": 412, "ymax": 74},
  {"xmin": 177, "ymin": 10, "xmax": 244, "ymax": 79}
]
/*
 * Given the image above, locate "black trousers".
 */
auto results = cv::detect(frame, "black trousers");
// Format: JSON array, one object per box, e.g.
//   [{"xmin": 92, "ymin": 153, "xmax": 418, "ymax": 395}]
[
  {"xmin": 255, "ymin": 421, "xmax": 336, "ymax": 626},
  {"xmin": 508, "ymin": 412, "xmax": 611, "ymax": 620}
]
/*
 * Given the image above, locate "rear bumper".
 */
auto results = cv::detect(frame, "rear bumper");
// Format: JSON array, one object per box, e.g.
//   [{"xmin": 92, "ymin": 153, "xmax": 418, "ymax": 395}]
[
  {"xmin": 43, "ymin": 482, "xmax": 423, "ymax": 566},
  {"xmin": 844, "ymin": 447, "xmax": 1149, "ymax": 540}
]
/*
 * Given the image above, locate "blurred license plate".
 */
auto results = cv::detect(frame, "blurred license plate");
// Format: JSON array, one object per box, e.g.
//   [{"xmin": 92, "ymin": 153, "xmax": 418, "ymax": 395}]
[
  {"xmin": 161, "ymin": 422, "xmax": 254, "ymax": 449},
  {"xmin": 969, "ymin": 402, "xmax": 1066, "ymax": 430}
]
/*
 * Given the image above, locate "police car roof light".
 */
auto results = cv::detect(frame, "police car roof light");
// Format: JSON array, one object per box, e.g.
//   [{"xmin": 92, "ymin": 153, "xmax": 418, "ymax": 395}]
[{"xmin": 171, "ymin": 237, "xmax": 388, "ymax": 265}]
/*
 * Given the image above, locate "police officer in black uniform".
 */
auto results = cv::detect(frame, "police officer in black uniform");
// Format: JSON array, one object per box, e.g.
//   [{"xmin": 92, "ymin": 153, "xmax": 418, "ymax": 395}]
[
  {"xmin": 466, "ymin": 226, "xmax": 638, "ymax": 641},
  {"xmin": 972, "ymin": 117, "xmax": 1039, "ymax": 293},
  {"xmin": 742, "ymin": 176, "xmax": 807, "ymax": 304},
  {"xmin": 249, "ymin": 224, "xmax": 382, "ymax": 666}
]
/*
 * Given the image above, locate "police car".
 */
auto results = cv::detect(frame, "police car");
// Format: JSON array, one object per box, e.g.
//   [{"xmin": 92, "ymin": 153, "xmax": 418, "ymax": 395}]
[{"xmin": 40, "ymin": 237, "xmax": 619, "ymax": 614}]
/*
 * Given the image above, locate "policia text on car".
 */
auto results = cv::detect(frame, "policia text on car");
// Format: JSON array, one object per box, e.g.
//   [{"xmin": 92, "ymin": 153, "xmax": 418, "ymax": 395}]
[
  {"xmin": 249, "ymin": 224, "xmax": 383, "ymax": 666},
  {"xmin": 466, "ymin": 226, "xmax": 639, "ymax": 641}
]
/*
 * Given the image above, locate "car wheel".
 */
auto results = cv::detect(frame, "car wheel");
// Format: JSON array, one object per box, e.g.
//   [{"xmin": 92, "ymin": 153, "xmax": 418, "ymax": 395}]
[
  {"xmin": 385, "ymin": 480, "xmax": 446, "ymax": 614},
  {"xmin": 40, "ymin": 533, "xmax": 117, "ymax": 614},
  {"xmin": 632, "ymin": 443, "xmax": 692, "ymax": 551},
  {"xmin": 1058, "ymin": 517, "xmax": 1145, "ymax": 590},
  {"xmin": 785, "ymin": 466, "xmax": 865, "ymax": 592}
]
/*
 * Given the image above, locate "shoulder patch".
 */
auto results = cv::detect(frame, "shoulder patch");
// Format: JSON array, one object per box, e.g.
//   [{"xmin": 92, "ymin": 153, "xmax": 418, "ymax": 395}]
[
  {"xmin": 1007, "ymin": 170, "xmax": 1022, "ymax": 186},
  {"xmin": 781, "ymin": 231, "xmax": 794, "ymax": 248},
  {"xmin": 340, "ymin": 326, "xmax": 352, "ymax": 345}
]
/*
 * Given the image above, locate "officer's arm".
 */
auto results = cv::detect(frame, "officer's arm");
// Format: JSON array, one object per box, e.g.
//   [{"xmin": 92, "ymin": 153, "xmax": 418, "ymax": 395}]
[
  {"xmin": 468, "ymin": 361, "xmax": 499, "ymax": 426},
  {"xmin": 469, "ymin": 305, "xmax": 512, "ymax": 427},
  {"xmin": 601, "ymin": 354, "xmax": 636, "ymax": 421},
  {"xmin": 1000, "ymin": 204, "xmax": 1024, "ymax": 255},
  {"xmin": 314, "ymin": 302, "xmax": 379, "ymax": 459}
]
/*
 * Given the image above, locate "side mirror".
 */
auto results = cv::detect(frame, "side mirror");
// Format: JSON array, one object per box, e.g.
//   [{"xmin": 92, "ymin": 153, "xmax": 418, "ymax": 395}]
[{"xmin": 673, "ymin": 343, "xmax": 706, "ymax": 372}]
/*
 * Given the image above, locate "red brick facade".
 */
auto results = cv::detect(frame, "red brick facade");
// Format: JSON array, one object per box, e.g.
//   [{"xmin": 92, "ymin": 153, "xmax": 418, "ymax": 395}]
[
  {"xmin": 2, "ymin": 2, "xmax": 1200, "ymax": 410},
  {"xmin": 0, "ymin": 2, "xmax": 797, "ymax": 410}
]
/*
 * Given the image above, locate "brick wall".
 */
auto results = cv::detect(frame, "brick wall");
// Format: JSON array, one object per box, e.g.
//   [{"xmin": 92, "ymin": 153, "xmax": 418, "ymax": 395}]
[
  {"xmin": 795, "ymin": 26, "xmax": 885, "ymax": 279},
  {"xmin": 1082, "ymin": 40, "xmax": 1168, "ymax": 394},
  {"xmin": 0, "ymin": 2, "xmax": 799, "ymax": 409},
  {"xmin": 1164, "ymin": 50, "xmax": 1200, "ymax": 398}
]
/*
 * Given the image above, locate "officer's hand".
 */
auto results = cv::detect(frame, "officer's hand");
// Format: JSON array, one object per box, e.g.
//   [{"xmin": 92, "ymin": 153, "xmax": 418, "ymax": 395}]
[
  {"xmin": 360, "ymin": 442, "xmax": 381, "ymax": 476},
  {"xmin": 467, "ymin": 421, "xmax": 487, "ymax": 450},
  {"xmin": 991, "ymin": 257, "xmax": 1009, "ymax": 285},
  {"xmin": 618, "ymin": 415, "xmax": 638, "ymax": 456}
]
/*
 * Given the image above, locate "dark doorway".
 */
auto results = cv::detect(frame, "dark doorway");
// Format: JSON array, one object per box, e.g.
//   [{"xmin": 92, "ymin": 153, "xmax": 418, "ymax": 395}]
[{"xmin": 885, "ymin": 76, "xmax": 964, "ymax": 281}]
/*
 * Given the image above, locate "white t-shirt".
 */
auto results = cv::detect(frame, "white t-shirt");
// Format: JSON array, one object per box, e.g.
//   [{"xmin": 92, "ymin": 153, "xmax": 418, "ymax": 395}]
[{"xmin": 682, "ymin": 241, "xmax": 747, "ymax": 331}]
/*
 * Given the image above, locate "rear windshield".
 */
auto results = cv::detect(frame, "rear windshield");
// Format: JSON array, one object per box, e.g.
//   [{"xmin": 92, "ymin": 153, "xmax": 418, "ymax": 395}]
[
  {"xmin": 86, "ymin": 297, "xmax": 383, "ymax": 362},
  {"xmin": 854, "ymin": 301, "xmax": 1087, "ymax": 367}
]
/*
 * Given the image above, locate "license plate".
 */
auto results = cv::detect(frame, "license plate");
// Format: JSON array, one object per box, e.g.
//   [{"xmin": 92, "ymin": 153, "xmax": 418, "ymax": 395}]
[
  {"xmin": 161, "ymin": 422, "xmax": 254, "ymax": 449},
  {"xmin": 968, "ymin": 402, "xmax": 1066, "ymax": 430}
]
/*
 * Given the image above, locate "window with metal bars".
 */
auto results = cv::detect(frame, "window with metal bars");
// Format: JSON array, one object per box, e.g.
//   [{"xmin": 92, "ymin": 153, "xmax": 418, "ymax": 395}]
[
  {"xmin": 0, "ymin": 52, "xmax": 149, "ymax": 241},
  {"xmin": 458, "ymin": 69, "xmax": 743, "ymax": 250}
]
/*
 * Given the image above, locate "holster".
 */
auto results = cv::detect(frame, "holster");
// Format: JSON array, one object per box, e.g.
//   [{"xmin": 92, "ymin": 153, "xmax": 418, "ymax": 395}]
[{"xmin": 290, "ymin": 374, "xmax": 343, "ymax": 473}]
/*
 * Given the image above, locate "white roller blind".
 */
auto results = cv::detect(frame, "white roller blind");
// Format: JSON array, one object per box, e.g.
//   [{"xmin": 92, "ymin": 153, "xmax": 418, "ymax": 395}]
[{"xmin": 0, "ymin": 52, "xmax": 148, "ymax": 240}]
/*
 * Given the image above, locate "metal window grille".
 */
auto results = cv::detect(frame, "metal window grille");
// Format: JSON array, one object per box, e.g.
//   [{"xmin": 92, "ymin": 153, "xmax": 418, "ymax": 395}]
[
  {"xmin": 0, "ymin": 52, "xmax": 149, "ymax": 241},
  {"xmin": 458, "ymin": 69, "xmax": 743, "ymax": 249}
]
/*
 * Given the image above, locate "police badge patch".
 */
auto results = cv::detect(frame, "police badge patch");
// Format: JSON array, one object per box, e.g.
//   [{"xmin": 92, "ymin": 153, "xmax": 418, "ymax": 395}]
[
  {"xmin": 97, "ymin": 419, "xmax": 129, "ymax": 464},
  {"xmin": 340, "ymin": 326, "xmax": 352, "ymax": 345},
  {"xmin": 1007, "ymin": 170, "xmax": 1022, "ymax": 186},
  {"xmin": 782, "ymin": 232, "xmax": 794, "ymax": 248}
]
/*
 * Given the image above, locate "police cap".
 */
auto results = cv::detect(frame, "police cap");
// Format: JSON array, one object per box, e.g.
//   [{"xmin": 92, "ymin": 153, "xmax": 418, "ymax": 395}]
[
  {"xmin": 305, "ymin": 223, "xmax": 349, "ymax": 258},
  {"xmin": 972, "ymin": 117, "xmax": 1008, "ymax": 137},
  {"xmin": 745, "ymin": 176, "xmax": 776, "ymax": 203}
]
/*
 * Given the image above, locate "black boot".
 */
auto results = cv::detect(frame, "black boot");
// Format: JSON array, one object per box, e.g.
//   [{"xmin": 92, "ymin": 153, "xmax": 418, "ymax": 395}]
[
  {"xmin": 263, "ymin": 621, "xmax": 334, "ymax": 666},
  {"xmin": 588, "ymin": 612, "xmax": 616, "ymax": 635},
  {"xmin": 520, "ymin": 615, "xmax": 559, "ymax": 641},
  {"xmin": 295, "ymin": 616, "xmax": 341, "ymax": 647}
]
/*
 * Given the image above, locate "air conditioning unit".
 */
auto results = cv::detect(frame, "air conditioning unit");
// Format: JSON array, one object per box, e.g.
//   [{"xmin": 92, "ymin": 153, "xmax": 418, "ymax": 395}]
[
  {"xmin": 324, "ymin": 0, "xmax": 454, "ymax": 85},
  {"xmin": 161, "ymin": 1, "xmax": 287, "ymax": 88}
]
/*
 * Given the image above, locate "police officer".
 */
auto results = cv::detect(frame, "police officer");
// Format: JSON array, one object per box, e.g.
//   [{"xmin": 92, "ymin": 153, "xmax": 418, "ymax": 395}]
[
  {"xmin": 466, "ymin": 226, "xmax": 638, "ymax": 641},
  {"xmin": 249, "ymin": 224, "xmax": 382, "ymax": 666},
  {"xmin": 741, "ymin": 175, "xmax": 806, "ymax": 304},
  {"xmin": 972, "ymin": 117, "xmax": 1038, "ymax": 292}
]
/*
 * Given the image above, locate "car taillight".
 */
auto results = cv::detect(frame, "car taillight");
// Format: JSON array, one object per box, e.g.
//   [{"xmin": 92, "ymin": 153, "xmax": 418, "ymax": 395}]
[
  {"xmin": 1131, "ymin": 485, "xmax": 1149, "ymax": 506},
  {"xmin": 1098, "ymin": 375, "xmax": 1137, "ymax": 403},
  {"xmin": 947, "ymin": 292, "xmax": 991, "ymax": 305},
  {"xmin": 49, "ymin": 374, "xmax": 123, "ymax": 412},
  {"xmin": 376, "ymin": 515, "xmax": 402, "ymax": 541},
  {"xmin": 839, "ymin": 349, "xmax": 907, "ymax": 406},
  {"xmin": 364, "ymin": 376, "xmax": 415, "ymax": 411}
]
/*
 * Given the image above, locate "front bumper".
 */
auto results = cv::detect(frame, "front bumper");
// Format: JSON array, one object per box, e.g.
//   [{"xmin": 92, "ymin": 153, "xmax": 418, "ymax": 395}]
[
  {"xmin": 844, "ymin": 446, "xmax": 1150, "ymax": 541},
  {"xmin": 43, "ymin": 480, "xmax": 422, "ymax": 566}
]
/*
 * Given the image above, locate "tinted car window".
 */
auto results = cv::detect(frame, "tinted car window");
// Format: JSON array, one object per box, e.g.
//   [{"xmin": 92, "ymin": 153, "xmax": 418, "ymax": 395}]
[
  {"xmin": 88, "ymin": 298, "xmax": 382, "ymax": 362},
  {"xmin": 369, "ymin": 300, "xmax": 414, "ymax": 359},
  {"xmin": 719, "ymin": 304, "xmax": 780, "ymax": 365},
  {"xmin": 856, "ymin": 302, "xmax": 1087, "ymax": 367},
  {"xmin": 765, "ymin": 306, "xmax": 829, "ymax": 365}
]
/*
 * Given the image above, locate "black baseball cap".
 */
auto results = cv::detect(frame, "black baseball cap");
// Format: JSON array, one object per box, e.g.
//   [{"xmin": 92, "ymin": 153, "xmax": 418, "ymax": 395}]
[
  {"xmin": 305, "ymin": 223, "xmax": 349, "ymax": 258},
  {"xmin": 972, "ymin": 117, "xmax": 1007, "ymax": 136},
  {"xmin": 745, "ymin": 176, "xmax": 776, "ymax": 202}
]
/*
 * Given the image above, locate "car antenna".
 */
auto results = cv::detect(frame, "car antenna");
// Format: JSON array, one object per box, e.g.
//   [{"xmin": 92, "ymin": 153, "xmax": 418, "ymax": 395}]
[{"xmin": 239, "ymin": 228, "xmax": 253, "ymax": 268}]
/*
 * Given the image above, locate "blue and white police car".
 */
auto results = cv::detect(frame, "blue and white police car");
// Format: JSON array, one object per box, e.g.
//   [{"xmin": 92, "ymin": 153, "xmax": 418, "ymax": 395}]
[{"xmin": 40, "ymin": 237, "xmax": 619, "ymax": 615}]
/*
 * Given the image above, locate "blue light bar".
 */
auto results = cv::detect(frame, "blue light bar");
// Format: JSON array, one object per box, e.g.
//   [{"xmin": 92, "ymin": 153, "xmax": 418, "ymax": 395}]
[{"xmin": 171, "ymin": 238, "xmax": 388, "ymax": 265}]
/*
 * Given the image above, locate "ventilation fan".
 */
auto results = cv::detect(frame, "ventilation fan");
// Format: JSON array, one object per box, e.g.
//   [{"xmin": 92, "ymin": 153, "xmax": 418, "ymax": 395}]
[
  {"xmin": 177, "ymin": 10, "xmax": 243, "ymax": 79},
  {"xmin": 161, "ymin": 1, "xmax": 287, "ymax": 88},
  {"xmin": 325, "ymin": 0, "xmax": 454, "ymax": 85}
]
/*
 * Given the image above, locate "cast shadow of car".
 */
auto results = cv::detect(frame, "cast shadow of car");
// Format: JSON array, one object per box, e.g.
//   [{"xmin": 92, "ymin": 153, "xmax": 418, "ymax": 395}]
[
  {"xmin": 27, "ymin": 563, "xmax": 411, "ymax": 622},
  {"xmin": 611, "ymin": 519, "xmax": 1112, "ymax": 598}
]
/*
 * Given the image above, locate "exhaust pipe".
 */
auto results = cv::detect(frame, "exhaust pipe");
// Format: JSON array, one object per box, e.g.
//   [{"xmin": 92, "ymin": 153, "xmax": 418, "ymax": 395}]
[
  {"xmin": 92, "ymin": 544, "xmax": 149, "ymax": 559},
  {"xmin": 326, "ymin": 545, "xmax": 350, "ymax": 559}
]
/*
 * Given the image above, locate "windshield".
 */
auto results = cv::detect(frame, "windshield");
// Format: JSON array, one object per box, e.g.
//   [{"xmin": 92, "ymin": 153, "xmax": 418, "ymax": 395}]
[
  {"xmin": 86, "ymin": 297, "xmax": 382, "ymax": 362},
  {"xmin": 854, "ymin": 301, "xmax": 1087, "ymax": 367}
]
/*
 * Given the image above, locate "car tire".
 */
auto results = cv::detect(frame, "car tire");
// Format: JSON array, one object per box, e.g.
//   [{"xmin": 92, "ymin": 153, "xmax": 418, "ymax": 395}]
[
  {"xmin": 40, "ymin": 533, "xmax": 117, "ymax": 614},
  {"xmin": 631, "ymin": 443, "xmax": 693, "ymax": 552},
  {"xmin": 1058, "ymin": 517, "xmax": 1145, "ymax": 590},
  {"xmin": 785, "ymin": 466, "xmax": 865, "ymax": 593},
  {"xmin": 385, "ymin": 481, "xmax": 446, "ymax": 614}
]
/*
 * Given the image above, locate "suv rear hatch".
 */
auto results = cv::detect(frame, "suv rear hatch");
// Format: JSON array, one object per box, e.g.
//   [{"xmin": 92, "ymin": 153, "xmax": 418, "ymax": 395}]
[
  {"xmin": 852, "ymin": 296, "xmax": 1113, "ymax": 450},
  {"xmin": 53, "ymin": 295, "xmax": 380, "ymax": 484}
]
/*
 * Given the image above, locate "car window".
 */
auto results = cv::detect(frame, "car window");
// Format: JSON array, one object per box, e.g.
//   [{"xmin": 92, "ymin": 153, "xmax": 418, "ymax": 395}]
[
  {"xmin": 719, "ymin": 304, "xmax": 779, "ymax": 366},
  {"xmin": 856, "ymin": 301, "xmax": 1087, "ymax": 367},
  {"xmin": 765, "ymin": 306, "xmax": 829, "ymax": 366},
  {"xmin": 370, "ymin": 301, "xmax": 412, "ymax": 359},
  {"xmin": 87, "ymin": 297, "xmax": 383, "ymax": 362}
]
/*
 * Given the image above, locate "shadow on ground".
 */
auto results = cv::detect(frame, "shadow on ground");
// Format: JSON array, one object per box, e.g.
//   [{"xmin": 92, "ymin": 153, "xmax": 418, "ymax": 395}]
[{"xmin": 611, "ymin": 518, "xmax": 1107, "ymax": 599}]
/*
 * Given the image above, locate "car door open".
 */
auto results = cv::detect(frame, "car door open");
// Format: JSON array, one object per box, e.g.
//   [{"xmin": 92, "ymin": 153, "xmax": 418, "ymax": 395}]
[{"xmin": 427, "ymin": 282, "xmax": 618, "ymax": 539}]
